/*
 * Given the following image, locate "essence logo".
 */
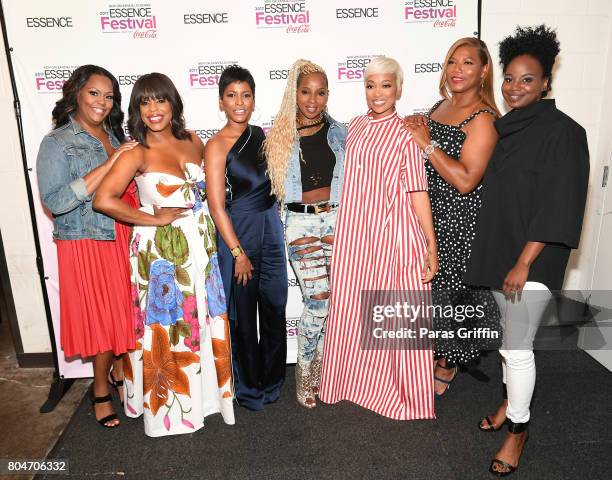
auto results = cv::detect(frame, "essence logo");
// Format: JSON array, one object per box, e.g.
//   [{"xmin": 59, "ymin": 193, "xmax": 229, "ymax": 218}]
[
  {"xmin": 404, "ymin": 0, "xmax": 457, "ymax": 28},
  {"xmin": 26, "ymin": 17, "xmax": 73, "ymax": 28},
  {"xmin": 255, "ymin": 0, "xmax": 310, "ymax": 34},
  {"xmin": 337, "ymin": 56, "xmax": 374, "ymax": 82},
  {"xmin": 414, "ymin": 62, "xmax": 443, "ymax": 74},
  {"xmin": 183, "ymin": 12, "xmax": 229, "ymax": 24},
  {"xmin": 261, "ymin": 116, "xmax": 276, "ymax": 136},
  {"xmin": 34, "ymin": 66, "xmax": 76, "ymax": 93},
  {"xmin": 335, "ymin": 7, "xmax": 379, "ymax": 19},
  {"xmin": 99, "ymin": 4, "xmax": 158, "ymax": 38},
  {"xmin": 286, "ymin": 316, "xmax": 299, "ymax": 337},
  {"xmin": 118, "ymin": 74, "xmax": 143, "ymax": 86},
  {"xmin": 188, "ymin": 61, "xmax": 237, "ymax": 89},
  {"xmin": 269, "ymin": 69, "xmax": 290, "ymax": 80},
  {"xmin": 194, "ymin": 128, "xmax": 221, "ymax": 140}
]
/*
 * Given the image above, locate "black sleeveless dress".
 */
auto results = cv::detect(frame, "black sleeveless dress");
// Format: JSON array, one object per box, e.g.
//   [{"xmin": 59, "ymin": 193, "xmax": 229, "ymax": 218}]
[{"xmin": 426, "ymin": 100, "xmax": 501, "ymax": 365}]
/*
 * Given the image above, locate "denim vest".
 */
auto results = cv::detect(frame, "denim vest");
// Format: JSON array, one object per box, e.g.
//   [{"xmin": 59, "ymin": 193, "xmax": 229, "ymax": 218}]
[
  {"xmin": 283, "ymin": 114, "xmax": 347, "ymax": 204},
  {"xmin": 36, "ymin": 116, "xmax": 120, "ymax": 240}
]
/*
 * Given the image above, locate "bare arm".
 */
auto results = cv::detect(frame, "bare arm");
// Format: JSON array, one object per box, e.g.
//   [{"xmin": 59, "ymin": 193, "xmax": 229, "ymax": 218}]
[
  {"xmin": 410, "ymin": 190, "xmax": 438, "ymax": 283},
  {"xmin": 204, "ymin": 136, "xmax": 253, "ymax": 285},
  {"xmin": 83, "ymin": 142, "xmax": 138, "ymax": 196},
  {"xmin": 93, "ymin": 147, "xmax": 187, "ymax": 226},
  {"xmin": 407, "ymin": 114, "xmax": 498, "ymax": 194}
]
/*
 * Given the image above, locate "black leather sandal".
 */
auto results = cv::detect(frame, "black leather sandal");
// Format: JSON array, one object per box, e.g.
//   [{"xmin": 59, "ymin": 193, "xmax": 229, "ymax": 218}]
[
  {"xmin": 434, "ymin": 361, "xmax": 458, "ymax": 398},
  {"xmin": 90, "ymin": 386, "xmax": 119, "ymax": 428},
  {"xmin": 479, "ymin": 385, "xmax": 508, "ymax": 432},
  {"xmin": 108, "ymin": 370, "xmax": 125, "ymax": 407},
  {"xmin": 478, "ymin": 415, "xmax": 507, "ymax": 432},
  {"xmin": 489, "ymin": 420, "xmax": 529, "ymax": 477}
]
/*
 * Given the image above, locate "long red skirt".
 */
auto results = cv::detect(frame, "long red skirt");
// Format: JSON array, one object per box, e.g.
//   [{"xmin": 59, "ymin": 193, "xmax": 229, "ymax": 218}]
[{"xmin": 57, "ymin": 185, "xmax": 138, "ymax": 358}]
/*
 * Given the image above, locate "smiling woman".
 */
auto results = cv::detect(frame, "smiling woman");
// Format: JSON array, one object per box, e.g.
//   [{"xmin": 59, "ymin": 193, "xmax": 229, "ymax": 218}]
[
  {"xmin": 319, "ymin": 56, "xmax": 438, "ymax": 420},
  {"xmin": 404, "ymin": 38, "xmax": 501, "ymax": 397},
  {"xmin": 464, "ymin": 25, "xmax": 590, "ymax": 477},
  {"xmin": 205, "ymin": 65, "xmax": 288, "ymax": 412},
  {"xmin": 36, "ymin": 64, "xmax": 138, "ymax": 429},
  {"xmin": 93, "ymin": 72, "xmax": 235, "ymax": 436},
  {"xmin": 264, "ymin": 59, "xmax": 347, "ymax": 409}
]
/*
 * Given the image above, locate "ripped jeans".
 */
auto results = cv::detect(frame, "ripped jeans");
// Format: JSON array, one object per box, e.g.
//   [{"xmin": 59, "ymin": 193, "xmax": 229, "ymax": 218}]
[{"xmin": 285, "ymin": 206, "xmax": 337, "ymax": 380}]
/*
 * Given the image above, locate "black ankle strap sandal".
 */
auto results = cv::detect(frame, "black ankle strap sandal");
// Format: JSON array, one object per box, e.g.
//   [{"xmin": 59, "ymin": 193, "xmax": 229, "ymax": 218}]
[
  {"xmin": 90, "ymin": 387, "xmax": 119, "ymax": 428},
  {"xmin": 488, "ymin": 421, "xmax": 530, "ymax": 477}
]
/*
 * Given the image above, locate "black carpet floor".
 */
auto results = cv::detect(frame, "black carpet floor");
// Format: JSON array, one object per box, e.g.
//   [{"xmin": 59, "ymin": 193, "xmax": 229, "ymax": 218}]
[{"xmin": 40, "ymin": 350, "xmax": 612, "ymax": 480}]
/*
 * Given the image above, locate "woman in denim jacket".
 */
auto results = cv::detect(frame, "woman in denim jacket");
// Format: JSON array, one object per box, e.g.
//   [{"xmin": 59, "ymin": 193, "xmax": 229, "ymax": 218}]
[
  {"xmin": 37, "ymin": 65, "xmax": 137, "ymax": 428},
  {"xmin": 264, "ymin": 59, "xmax": 346, "ymax": 409}
]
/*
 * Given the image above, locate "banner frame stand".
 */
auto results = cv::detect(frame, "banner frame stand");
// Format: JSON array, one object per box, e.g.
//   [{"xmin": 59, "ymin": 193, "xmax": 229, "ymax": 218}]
[{"xmin": 0, "ymin": 2, "xmax": 73, "ymax": 413}]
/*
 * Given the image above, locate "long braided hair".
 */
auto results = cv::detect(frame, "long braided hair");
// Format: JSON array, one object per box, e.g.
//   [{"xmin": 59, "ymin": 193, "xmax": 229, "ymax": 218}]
[{"xmin": 264, "ymin": 59, "xmax": 328, "ymax": 200}]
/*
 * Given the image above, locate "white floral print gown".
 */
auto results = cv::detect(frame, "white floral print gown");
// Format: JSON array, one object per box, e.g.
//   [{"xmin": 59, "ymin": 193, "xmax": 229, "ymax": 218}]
[{"xmin": 125, "ymin": 162, "xmax": 234, "ymax": 437}]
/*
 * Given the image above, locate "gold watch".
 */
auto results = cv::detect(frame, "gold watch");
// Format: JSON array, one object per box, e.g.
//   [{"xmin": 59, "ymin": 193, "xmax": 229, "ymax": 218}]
[{"xmin": 230, "ymin": 245, "xmax": 243, "ymax": 259}]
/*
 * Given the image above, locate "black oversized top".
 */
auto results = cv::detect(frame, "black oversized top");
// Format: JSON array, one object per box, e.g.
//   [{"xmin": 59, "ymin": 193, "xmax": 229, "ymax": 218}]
[{"xmin": 464, "ymin": 99, "xmax": 589, "ymax": 290}]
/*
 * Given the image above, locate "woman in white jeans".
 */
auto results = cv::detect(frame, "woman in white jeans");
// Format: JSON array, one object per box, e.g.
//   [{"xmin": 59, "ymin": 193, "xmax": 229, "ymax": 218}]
[{"xmin": 464, "ymin": 25, "xmax": 590, "ymax": 477}]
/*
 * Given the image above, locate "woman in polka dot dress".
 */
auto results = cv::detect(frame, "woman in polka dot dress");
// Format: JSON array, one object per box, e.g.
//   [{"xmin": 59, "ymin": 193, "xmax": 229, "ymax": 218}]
[{"xmin": 406, "ymin": 38, "xmax": 502, "ymax": 396}]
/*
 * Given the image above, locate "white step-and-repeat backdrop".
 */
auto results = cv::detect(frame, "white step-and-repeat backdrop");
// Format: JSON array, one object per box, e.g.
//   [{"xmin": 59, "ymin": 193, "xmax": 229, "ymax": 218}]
[{"xmin": 3, "ymin": 0, "xmax": 479, "ymax": 377}]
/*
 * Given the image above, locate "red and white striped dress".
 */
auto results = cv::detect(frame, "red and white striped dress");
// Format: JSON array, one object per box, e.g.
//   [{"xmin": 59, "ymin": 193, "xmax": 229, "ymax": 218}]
[{"xmin": 319, "ymin": 111, "xmax": 435, "ymax": 420}]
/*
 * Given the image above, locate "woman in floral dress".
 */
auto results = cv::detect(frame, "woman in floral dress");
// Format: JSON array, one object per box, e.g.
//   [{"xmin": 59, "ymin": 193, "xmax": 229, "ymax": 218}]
[{"xmin": 95, "ymin": 73, "xmax": 234, "ymax": 436}]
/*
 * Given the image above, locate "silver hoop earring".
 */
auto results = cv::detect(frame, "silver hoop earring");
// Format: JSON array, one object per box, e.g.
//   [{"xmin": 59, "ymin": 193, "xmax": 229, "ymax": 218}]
[{"xmin": 217, "ymin": 110, "xmax": 227, "ymax": 122}]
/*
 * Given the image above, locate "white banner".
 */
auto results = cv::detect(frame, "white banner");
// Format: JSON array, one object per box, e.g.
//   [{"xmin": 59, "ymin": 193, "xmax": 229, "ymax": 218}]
[{"xmin": 2, "ymin": 0, "xmax": 478, "ymax": 377}]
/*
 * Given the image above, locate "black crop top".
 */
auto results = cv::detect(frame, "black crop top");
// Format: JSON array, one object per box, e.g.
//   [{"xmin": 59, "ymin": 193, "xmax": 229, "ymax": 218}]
[{"xmin": 299, "ymin": 122, "xmax": 336, "ymax": 193}]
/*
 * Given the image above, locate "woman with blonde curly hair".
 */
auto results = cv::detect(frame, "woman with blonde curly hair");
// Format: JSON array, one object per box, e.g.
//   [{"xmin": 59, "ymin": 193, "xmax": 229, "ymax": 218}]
[{"xmin": 264, "ymin": 59, "xmax": 346, "ymax": 409}]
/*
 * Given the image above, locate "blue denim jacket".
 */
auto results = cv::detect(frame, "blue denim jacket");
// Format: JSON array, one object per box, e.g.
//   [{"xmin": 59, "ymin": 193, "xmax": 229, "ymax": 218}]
[
  {"xmin": 36, "ymin": 116, "xmax": 120, "ymax": 240},
  {"xmin": 283, "ymin": 114, "xmax": 347, "ymax": 203}
]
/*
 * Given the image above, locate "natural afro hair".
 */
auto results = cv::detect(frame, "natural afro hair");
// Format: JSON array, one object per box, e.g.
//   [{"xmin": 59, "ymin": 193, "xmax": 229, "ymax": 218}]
[{"xmin": 499, "ymin": 25, "xmax": 560, "ymax": 97}]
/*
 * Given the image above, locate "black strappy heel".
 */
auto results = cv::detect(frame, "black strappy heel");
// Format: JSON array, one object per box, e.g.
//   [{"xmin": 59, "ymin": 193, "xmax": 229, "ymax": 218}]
[
  {"xmin": 90, "ymin": 386, "xmax": 119, "ymax": 428},
  {"xmin": 479, "ymin": 415, "xmax": 507, "ymax": 432},
  {"xmin": 108, "ymin": 370, "xmax": 125, "ymax": 407},
  {"xmin": 489, "ymin": 420, "xmax": 529, "ymax": 477},
  {"xmin": 434, "ymin": 361, "xmax": 458, "ymax": 398}
]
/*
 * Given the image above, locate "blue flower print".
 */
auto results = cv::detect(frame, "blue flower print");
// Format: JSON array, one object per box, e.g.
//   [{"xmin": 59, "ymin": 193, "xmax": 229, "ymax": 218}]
[{"xmin": 146, "ymin": 259, "xmax": 184, "ymax": 326}]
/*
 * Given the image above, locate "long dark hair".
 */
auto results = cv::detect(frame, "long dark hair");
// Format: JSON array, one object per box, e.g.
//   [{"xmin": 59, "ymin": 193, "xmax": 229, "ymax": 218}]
[
  {"xmin": 51, "ymin": 64, "xmax": 125, "ymax": 142},
  {"xmin": 127, "ymin": 73, "xmax": 190, "ymax": 148}
]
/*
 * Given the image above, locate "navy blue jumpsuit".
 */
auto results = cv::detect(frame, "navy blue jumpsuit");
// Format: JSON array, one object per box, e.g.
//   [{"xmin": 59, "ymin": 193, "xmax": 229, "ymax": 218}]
[{"xmin": 217, "ymin": 124, "xmax": 288, "ymax": 411}]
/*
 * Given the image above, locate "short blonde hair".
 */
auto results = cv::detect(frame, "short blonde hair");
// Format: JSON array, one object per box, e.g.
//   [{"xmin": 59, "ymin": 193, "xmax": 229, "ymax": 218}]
[{"xmin": 364, "ymin": 56, "xmax": 404, "ymax": 99}]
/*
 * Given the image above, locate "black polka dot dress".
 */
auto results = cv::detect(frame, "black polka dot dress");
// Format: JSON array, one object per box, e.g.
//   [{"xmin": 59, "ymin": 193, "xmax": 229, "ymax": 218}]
[{"xmin": 425, "ymin": 100, "xmax": 502, "ymax": 365}]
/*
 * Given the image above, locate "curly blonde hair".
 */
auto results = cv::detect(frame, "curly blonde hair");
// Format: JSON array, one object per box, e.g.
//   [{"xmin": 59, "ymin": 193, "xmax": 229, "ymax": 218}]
[{"xmin": 264, "ymin": 59, "xmax": 328, "ymax": 200}]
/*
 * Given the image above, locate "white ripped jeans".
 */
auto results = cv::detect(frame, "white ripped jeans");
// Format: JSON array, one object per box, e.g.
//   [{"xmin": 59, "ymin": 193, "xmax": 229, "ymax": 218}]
[{"xmin": 492, "ymin": 282, "xmax": 552, "ymax": 424}]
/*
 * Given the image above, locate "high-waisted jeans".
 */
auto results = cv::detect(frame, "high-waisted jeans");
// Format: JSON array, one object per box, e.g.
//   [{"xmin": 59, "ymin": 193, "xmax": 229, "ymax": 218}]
[
  {"xmin": 492, "ymin": 282, "xmax": 552, "ymax": 423},
  {"xmin": 285, "ymin": 206, "xmax": 337, "ymax": 390}
]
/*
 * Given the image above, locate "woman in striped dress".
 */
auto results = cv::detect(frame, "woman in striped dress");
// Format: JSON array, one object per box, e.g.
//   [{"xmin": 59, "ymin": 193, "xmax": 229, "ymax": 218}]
[{"xmin": 319, "ymin": 56, "xmax": 438, "ymax": 420}]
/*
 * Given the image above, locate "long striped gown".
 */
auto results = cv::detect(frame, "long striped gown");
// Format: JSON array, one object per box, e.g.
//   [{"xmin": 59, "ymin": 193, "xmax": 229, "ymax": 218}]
[{"xmin": 319, "ymin": 111, "xmax": 435, "ymax": 420}]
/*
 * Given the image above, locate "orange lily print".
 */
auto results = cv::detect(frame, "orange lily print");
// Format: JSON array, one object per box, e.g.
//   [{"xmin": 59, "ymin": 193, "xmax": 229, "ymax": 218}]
[
  {"xmin": 143, "ymin": 324, "xmax": 200, "ymax": 415},
  {"xmin": 155, "ymin": 181, "xmax": 181, "ymax": 198},
  {"xmin": 211, "ymin": 317, "xmax": 232, "ymax": 389}
]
